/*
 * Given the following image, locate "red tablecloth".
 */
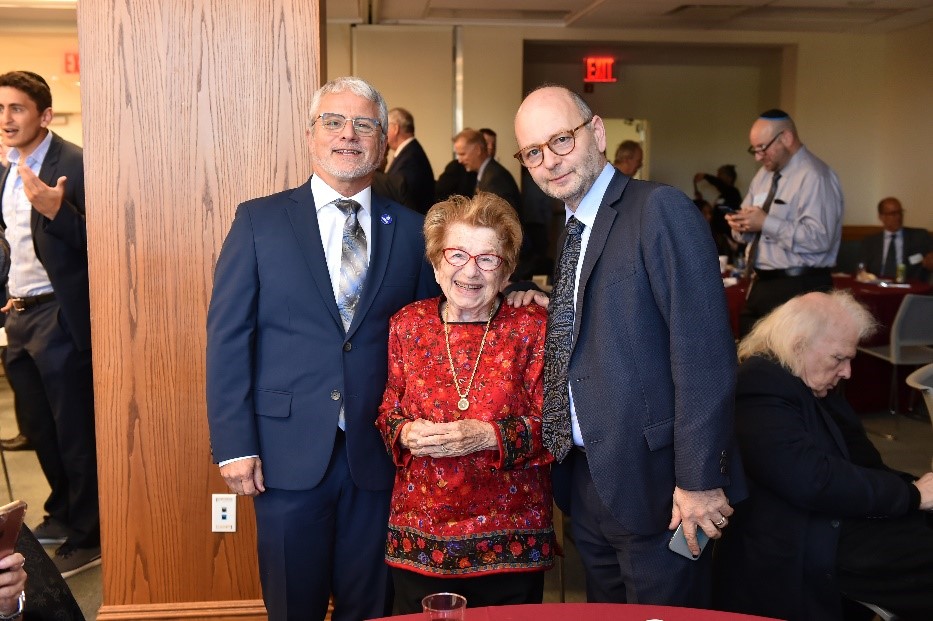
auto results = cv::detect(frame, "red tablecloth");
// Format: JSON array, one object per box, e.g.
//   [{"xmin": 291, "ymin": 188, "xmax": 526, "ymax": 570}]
[
  {"xmin": 369, "ymin": 602, "xmax": 778, "ymax": 621},
  {"xmin": 725, "ymin": 275, "xmax": 933, "ymax": 412}
]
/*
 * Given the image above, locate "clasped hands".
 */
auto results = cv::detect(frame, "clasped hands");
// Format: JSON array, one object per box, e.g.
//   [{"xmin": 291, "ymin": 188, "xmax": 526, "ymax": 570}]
[
  {"xmin": 401, "ymin": 418, "xmax": 496, "ymax": 458},
  {"xmin": 725, "ymin": 205, "xmax": 766, "ymax": 235}
]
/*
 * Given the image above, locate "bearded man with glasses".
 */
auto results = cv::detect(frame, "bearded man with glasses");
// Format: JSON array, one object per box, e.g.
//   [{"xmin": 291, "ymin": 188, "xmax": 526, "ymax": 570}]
[
  {"xmin": 727, "ymin": 108, "xmax": 843, "ymax": 336},
  {"xmin": 207, "ymin": 76, "xmax": 438, "ymax": 620},
  {"xmin": 511, "ymin": 85, "xmax": 745, "ymax": 607}
]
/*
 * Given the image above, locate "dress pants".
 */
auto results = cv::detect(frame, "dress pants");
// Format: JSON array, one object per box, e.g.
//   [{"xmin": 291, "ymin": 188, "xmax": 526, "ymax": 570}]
[
  {"xmin": 3, "ymin": 301, "xmax": 99, "ymax": 548},
  {"xmin": 253, "ymin": 431, "xmax": 392, "ymax": 621},
  {"xmin": 569, "ymin": 449, "xmax": 712, "ymax": 607}
]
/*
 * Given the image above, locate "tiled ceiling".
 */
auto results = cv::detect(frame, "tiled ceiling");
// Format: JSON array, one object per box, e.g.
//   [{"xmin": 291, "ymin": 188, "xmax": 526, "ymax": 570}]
[{"xmin": 1, "ymin": 0, "xmax": 931, "ymax": 33}]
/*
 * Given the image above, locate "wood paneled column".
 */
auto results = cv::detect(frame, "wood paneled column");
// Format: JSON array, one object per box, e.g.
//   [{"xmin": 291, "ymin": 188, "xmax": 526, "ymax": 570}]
[{"xmin": 77, "ymin": 2, "xmax": 321, "ymax": 618}]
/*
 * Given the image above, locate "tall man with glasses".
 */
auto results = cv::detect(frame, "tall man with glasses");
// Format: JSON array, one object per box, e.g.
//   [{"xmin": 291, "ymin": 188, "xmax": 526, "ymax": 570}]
[
  {"xmin": 727, "ymin": 108, "xmax": 843, "ymax": 336},
  {"xmin": 860, "ymin": 197, "xmax": 933, "ymax": 282},
  {"xmin": 511, "ymin": 85, "xmax": 745, "ymax": 606},
  {"xmin": 207, "ymin": 76, "xmax": 438, "ymax": 620}
]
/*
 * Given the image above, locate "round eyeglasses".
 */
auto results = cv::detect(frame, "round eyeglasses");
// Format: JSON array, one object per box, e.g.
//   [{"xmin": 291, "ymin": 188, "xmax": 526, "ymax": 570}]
[
  {"xmin": 312, "ymin": 113, "xmax": 383, "ymax": 137},
  {"xmin": 442, "ymin": 248, "xmax": 504, "ymax": 271},
  {"xmin": 513, "ymin": 118, "xmax": 593, "ymax": 168}
]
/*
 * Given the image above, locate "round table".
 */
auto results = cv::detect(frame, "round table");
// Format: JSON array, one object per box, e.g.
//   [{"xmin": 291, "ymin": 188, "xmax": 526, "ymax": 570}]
[{"xmin": 368, "ymin": 602, "xmax": 779, "ymax": 620}]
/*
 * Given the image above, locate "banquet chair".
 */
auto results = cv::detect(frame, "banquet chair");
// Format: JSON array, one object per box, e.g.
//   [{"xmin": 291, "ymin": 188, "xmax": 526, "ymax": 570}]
[
  {"xmin": 905, "ymin": 363, "xmax": 933, "ymax": 470},
  {"xmin": 857, "ymin": 295, "xmax": 933, "ymax": 436}
]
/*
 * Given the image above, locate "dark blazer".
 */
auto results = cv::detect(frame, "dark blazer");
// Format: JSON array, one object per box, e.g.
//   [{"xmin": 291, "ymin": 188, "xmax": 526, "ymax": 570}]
[
  {"xmin": 206, "ymin": 178, "xmax": 438, "ymax": 491},
  {"xmin": 861, "ymin": 226, "xmax": 933, "ymax": 281},
  {"xmin": 386, "ymin": 138, "xmax": 435, "ymax": 214},
  {"xmin": 553, "ymin": 170, "xmax": 745, "ymax": 534},
  {"xmin": 715, "ymin": 355, "xmax": 918, "ymax": 621},
  {"xmin": 477, "ymin": 158, "xmax": 521, "ymax": 213},
  {"xmin": 0, "ymin": 133, "xmax": 90, "ymax": 350}
]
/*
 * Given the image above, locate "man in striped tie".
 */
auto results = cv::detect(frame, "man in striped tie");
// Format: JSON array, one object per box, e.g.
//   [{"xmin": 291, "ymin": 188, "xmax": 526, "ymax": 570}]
[{"xmin": 207, "ymin": 76, "xmax": 438, "ymax": 621}]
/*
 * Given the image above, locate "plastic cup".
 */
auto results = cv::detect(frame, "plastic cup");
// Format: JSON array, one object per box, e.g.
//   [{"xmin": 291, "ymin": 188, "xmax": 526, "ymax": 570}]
[{"xmin": 422, "ymin": 592, "xmax": 467, "ymax": 621}]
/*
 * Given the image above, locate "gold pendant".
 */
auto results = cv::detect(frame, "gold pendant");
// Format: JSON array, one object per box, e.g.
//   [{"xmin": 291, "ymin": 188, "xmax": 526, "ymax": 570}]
[{"xmin": 457, "ymin": 397, "xmax": 469, "ymax": 411}]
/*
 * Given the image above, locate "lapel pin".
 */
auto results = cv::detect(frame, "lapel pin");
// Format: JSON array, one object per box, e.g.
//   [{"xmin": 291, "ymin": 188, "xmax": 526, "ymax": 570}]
[{"xmin": 380, "ymin": 214, "xmax": 393, "ymax": 225}]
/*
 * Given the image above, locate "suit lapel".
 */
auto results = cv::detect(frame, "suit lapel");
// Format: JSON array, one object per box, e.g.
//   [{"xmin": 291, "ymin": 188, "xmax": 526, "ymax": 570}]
[
  {"xmin": 572, "ymin": 172, "xmax": 628, "ymax": 345},
  {"xmin": 351, "ymin": 194, "xmax": 396, "ymax": 336},
  {"xmin": 285, "ymin": 181, "xmax": 344, "ymax": 330}
]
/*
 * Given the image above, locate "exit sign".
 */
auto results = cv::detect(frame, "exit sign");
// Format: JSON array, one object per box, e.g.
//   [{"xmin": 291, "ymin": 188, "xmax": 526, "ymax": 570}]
[{"xmin": 583, "ymin": 56, "xmax": 617, "ymax": 83}]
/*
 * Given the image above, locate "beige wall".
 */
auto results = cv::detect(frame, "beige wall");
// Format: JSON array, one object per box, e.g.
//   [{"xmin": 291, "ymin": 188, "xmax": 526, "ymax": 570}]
[
  {"xmin": 0, "ymin": 31, "xmax": 83, "ymax": 146},
  {"xmin": 326, "ymin": 21, "xmax": 932, "ymax": 228},
  {"xmin": 4, "ymin": 19, "xmax": 930, "ymax": 229}
]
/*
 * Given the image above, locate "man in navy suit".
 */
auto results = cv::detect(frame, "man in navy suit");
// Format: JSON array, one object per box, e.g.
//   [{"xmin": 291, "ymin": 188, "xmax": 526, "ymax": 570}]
[
  {"xmin": 860, "ymin": 197, "xmax": 933, "ymax": 282},
  {"xmin": 207, "ymin": 76, "xmax": 438, "ymax": 621},
  {"xmin": 512, "ymin": 85, "xmax": 745, "ymax": 606},
  {"xmin": 0, "ymin": 71, "xmax": 99, "ymax": 577},
  {"xmin": 385, "ymin": 107, "xmax": 435, "ymax": 214}
]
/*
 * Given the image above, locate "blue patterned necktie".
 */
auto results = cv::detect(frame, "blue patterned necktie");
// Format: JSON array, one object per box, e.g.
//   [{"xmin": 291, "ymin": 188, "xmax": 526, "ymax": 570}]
[
  {"xmin": 334, "ymin": 199, "xmax": 368, "ymax": 330},
  {"xmin": 543, "ymin": 216, "xmax": 584, "ymax": 461}
]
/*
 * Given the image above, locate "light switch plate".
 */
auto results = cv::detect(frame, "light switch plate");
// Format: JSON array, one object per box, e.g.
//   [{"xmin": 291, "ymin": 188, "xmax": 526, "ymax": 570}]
[{"xmin": 212, "ymin": 493, "xmax": 237, "ymax": 532}]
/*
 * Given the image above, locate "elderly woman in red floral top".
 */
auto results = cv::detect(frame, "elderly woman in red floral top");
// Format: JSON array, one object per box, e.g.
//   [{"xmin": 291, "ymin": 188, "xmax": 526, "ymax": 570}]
[{"xmin": 376, "ymin": 192, "xmax": 555, "ymax": 612}]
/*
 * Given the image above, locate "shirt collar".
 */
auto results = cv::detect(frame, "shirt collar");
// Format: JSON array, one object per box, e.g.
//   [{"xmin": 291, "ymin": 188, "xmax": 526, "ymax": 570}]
[
  {"xmin": 393, "ymin": 136, "xmax": 415, "ymax": 156},
  {"xmin": 477, "ymin": 156, "xmax": 492, "ymax": 181},
  {"xmin": 7, "ymin": 130, "xmax": 53, "ymax": 169},
  {"xmin": 566, "ymin": 163, "xmax": 615, "ymax": 229},
  {"xmin": 310, "ymin": 174, "xmax": 372, "ymax": 216}
]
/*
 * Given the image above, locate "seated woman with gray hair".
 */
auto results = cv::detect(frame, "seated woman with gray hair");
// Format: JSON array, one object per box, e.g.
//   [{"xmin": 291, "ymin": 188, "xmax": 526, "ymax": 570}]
[
  {"xmin": 376, "ymin": 192, "xmax": 555, "ymax": 612},
  {"xmin": 714, "ymin": 290, "xmax": 933, "ymax": 621}
]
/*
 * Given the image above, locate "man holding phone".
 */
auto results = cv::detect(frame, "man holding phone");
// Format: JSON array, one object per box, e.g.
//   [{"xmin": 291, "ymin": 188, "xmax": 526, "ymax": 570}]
[{"xmin": 726, "ymin": 109, "xmax": 843, "ymax": 336}]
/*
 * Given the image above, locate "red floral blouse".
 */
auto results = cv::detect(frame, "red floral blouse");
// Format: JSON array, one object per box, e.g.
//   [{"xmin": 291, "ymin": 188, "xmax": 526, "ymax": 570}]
[{"xmin": 376, "ymin": 296, "xmax": 555, "ymax": 577}]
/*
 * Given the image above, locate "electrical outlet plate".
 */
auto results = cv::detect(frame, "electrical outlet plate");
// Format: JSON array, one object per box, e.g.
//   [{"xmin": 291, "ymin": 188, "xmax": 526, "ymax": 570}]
[{"xmin": 212, "ymin": 493, "xmax": 237, "ymax": 532}]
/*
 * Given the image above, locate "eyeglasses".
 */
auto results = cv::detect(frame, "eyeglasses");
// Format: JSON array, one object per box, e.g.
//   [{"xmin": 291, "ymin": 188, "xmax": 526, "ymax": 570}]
[
  {"xmin": 747, "ymin": 130, "xmax": 784, "ymax": 156},
  {"xmin": 442, "ymin": 248, "xmax": 504, "ymax": 271},
  {"xmin": 312, "ymin": 113, "xmax": 383, "ymax": 137},
  {"xmin": 880, "ymin": 210, "xmax": 904, "ymax": 217},
  {"xmin": 513, "ymin": 118, "xmax": 593, "ymax": 168}
]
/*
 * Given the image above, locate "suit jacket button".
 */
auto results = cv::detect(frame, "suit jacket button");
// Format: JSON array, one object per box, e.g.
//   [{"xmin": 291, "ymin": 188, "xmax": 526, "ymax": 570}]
[
  {"xmin": 831, "ymin": 520, "xmax": 840, "ymax": 528},
  {"xmin": 331, "ymin": 390, "xmax": 341, "ymax": 401},
  {"xmin": 343, "ymin": 342, "xmax": 352, "ymax": 352}
]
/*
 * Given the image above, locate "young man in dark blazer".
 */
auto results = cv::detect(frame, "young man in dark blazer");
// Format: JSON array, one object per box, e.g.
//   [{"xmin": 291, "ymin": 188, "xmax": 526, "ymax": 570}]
[
  {"xmin": 512, "ymin": 85, "xmax": 745, "ymax": 606},
  {"xmin": 207, "ymin": 77, "xmax": 438, "ymax": 620},
  {"xmin": 0, "ymin": 71, "xmax": 99, "ymax": 577}
]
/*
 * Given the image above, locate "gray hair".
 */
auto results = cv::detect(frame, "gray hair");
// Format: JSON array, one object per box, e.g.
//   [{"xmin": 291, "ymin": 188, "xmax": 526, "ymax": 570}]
[
  {"xmin": 737, "ymin": 290, "xmax": 877, "ymax": 375},
  {"xmin": 309, "ymin": 76, "xmax": 389, "ymax": 137},
  {"xmin": 389, "ymin": 107, "xmax": 414, "ymax": 134}
]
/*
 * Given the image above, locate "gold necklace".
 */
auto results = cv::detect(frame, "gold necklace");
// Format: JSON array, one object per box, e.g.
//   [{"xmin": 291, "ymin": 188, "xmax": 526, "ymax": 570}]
[{"xmin": 443, "ymin": 301, "xmax": 495, "ymax": 411}]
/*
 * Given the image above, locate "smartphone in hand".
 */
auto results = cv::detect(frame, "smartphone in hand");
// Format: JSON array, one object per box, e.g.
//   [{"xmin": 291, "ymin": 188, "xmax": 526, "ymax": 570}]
[
  {"xmin": 668, "ymin": 522, "xmax": 710, "ymax": 560},
  {"xmin": 0, "ymin": 500, "xmax": 26, "ymax": 561}
]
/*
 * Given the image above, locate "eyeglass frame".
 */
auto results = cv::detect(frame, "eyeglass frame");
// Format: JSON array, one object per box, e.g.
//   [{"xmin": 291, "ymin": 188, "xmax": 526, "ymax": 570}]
[
  {"xmin": 513, "ymin": 118, "xmax": 594, "ymax": 168},
  {"xmin": 747, "ymin": 129, "xmax": 785, "ymax": 156},
  {"xmin": 311, "ymin": 112, "xmax": 384, "ymax": 137},
  {"xmin": 442, "ymin": 248, "xmax": 505, "ymax": 272}
]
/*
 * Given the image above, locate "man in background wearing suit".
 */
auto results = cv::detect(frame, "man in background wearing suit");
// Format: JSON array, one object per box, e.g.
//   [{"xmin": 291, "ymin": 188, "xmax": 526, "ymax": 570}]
[
  {"xmin": 385, "ymin": 107, "xmax": 435, "ymax": 214},
  {"xmin": 0, "ymin": 71, "xmax": 100, "ymax": 578},
  {"xmin": 454, "ymin": 128, "xmax": 521, "ymax": 213},
  {"xmin": 860, "ymin": 197, "xmax": 933, "ymax": 282},
  {"xmin": 512, "ymin": 85, "xmax": 744, "ymax": 606},
  {"xmin": 207, "ymin": 77, "xmax": 438, "ymax": 620}
]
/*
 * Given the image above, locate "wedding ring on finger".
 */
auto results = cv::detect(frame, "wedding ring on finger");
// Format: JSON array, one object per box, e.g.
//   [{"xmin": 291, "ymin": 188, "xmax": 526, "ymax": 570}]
[{"xmin": 715, "ymin": 517, "xmax": 727, "ymax": 527}]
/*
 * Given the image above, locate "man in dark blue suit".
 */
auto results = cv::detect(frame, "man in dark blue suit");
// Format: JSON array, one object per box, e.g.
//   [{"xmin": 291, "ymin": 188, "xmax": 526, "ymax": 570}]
[
  {"xmin": 385, "ymin": 107, "xmax": 435, "ymax": 214},
  {"xmin": 512, "ymin": 85, "xmax": 745, "ymax": 606},
  {"xmin": 860, "ymin": 197, "xmax": 933, "ymax": 282},
  {"xmin": 207, "ymin": 77, "xmax": 438, "ymax": 621},
  {"xmin": 0, "ymin": 71, "xmax": 99, "ymax": 577}
]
